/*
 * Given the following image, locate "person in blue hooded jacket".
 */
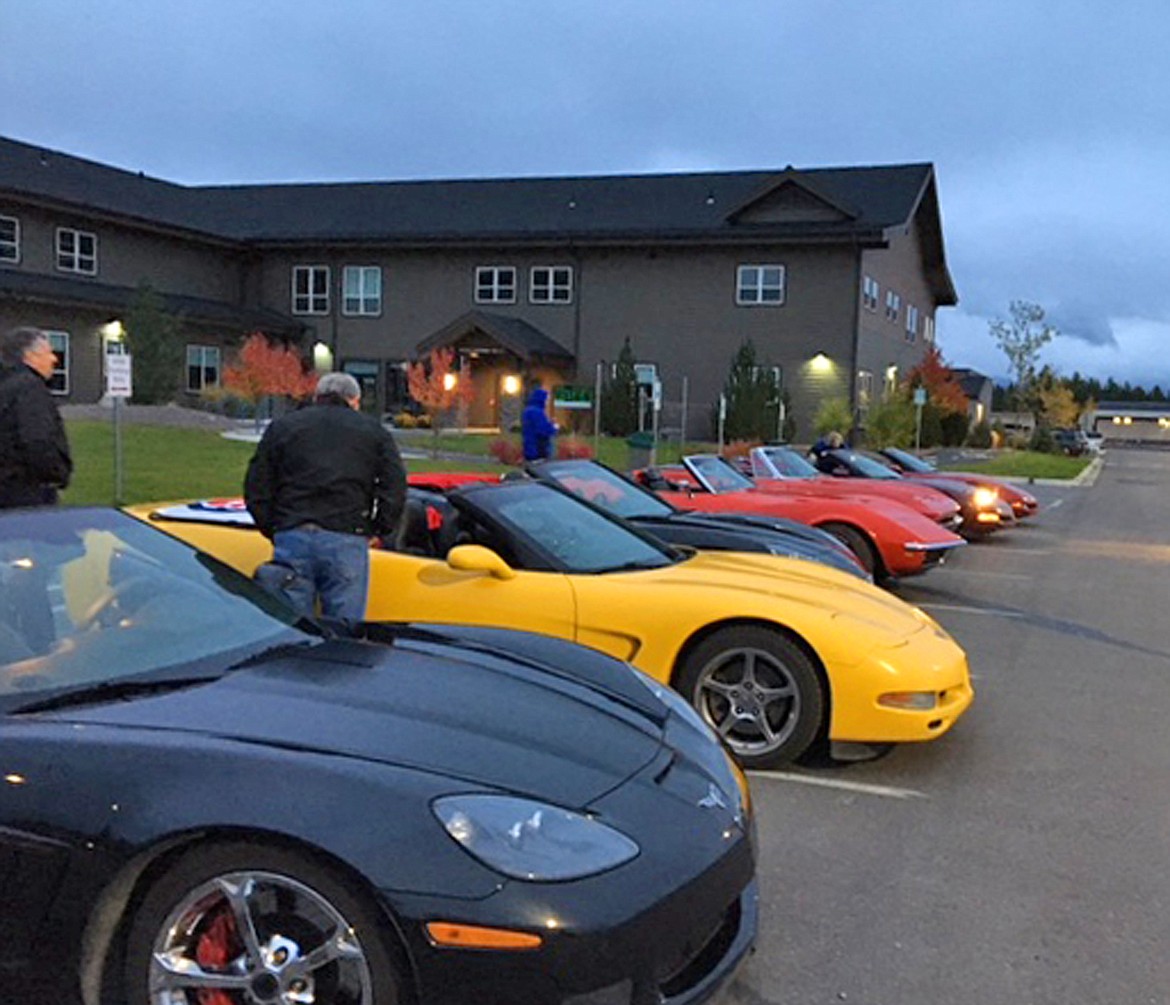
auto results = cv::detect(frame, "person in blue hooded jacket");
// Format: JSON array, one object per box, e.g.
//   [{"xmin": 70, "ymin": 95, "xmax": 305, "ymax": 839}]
[{"xmin": 521, "ymin": 386, "xmax": 558, "ymax": 461}]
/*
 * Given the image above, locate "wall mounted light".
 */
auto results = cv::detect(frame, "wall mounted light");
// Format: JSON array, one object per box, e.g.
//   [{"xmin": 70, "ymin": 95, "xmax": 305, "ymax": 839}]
[
  {"xmin": 810, "ymin": 352, "xmax": 833, "ymax": 373},
  {"xmin": 312, "ymin": 341, "xmax": 333, "ymax": 371},
  {"xmin": 443, "ymin": 373, "xmax": 458, "ymax": 392},
  {"xmin": 501, "ymin": 374, "xmax": 522, "ymax": 396}
]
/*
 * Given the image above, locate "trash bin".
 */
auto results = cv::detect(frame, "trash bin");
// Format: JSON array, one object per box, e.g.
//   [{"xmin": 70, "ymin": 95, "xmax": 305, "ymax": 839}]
[{"xmin": 627, "ymin": 431, "xmax": 655, "ymax": 470}]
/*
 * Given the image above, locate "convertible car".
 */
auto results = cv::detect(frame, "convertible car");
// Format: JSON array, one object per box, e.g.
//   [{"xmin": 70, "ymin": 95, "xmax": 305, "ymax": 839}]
[
  {"xmin": 130, "ymin": 480, "xmax": 973, "ymax": 769},
  {"xmin": 877, "ymin": 446, "xmax": 1040, "ymax": 520},
  {"xmin": 0, "ymin": 505, "xmax": 756, "ymax": 1005},
  {"xmin": 635, "ymin": 454, "xmax": 966, "ymax": 581},
  {"xmin": 408, "ymin": 461, "xmax": 869, "ymax": 579},
  {"xmin": 736, "ymin": 446, "xmax": 964, "ymax": 526},
  {"xmin": 809, "ymin": 448, "xmax": 1014, "ymax": 537}
]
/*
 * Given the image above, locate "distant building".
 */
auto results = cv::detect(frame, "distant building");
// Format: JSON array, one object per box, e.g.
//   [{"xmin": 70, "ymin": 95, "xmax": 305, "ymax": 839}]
[
  {"xmin": 952, "ymin": 367, "xmax": 994, "ymax": 428},
  {"xmin": 1088, "ymin": 401, "xmax": 1170, "ymax": 444},
  {"xmin": 0, "ymin": 136, "xmax": 958, "ymax": 439}
]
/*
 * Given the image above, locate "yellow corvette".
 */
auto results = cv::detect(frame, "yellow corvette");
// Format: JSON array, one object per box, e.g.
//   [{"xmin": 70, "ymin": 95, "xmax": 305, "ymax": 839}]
[{"xmin": 127, "ymin": 479, "xmax": 973, "ymax": 768}]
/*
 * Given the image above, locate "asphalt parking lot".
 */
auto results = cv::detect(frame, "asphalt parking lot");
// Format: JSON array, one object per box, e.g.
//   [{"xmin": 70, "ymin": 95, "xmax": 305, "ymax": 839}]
[{"xmin": 716, "ymin": 447, "xmax": 1169, "ymax": 1005}]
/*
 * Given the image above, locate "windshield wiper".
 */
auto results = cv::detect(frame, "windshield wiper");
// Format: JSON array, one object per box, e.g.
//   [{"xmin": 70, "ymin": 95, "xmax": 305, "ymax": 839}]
[
  {"xmin": 227, "ymin": 638, "xmax": 323, "ymax": 671},
  {"xmin": 11, "ymin": 675, "xmax": 223, "ymax": 715}
]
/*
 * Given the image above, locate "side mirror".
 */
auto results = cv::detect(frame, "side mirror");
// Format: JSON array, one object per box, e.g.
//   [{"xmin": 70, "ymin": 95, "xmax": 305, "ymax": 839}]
[{"xmin": 446, "ymin": 544, "xmax": 517, "ymax": 581}]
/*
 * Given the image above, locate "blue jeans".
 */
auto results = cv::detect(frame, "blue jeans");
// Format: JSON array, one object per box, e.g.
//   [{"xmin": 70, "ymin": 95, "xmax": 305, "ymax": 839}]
[{"xmin": 272, "ymin": 526, "xmax": 370, "ymax": 622}]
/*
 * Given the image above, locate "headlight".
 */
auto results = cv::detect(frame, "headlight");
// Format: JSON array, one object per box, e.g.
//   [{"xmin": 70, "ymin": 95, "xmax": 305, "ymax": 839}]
[
  {"xmin": 433, "ymin": 795, "xmax": 639, "ymax": 881},
  {"xmin": 972, "ymin": 487, "xmax": 998, "ymax": 509}
]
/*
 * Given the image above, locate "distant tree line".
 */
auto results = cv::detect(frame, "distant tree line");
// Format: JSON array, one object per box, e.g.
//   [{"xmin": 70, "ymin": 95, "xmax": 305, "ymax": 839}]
[{"xmin": 992, "ymin": 371, "xmax": 1169, "ymax": 410}]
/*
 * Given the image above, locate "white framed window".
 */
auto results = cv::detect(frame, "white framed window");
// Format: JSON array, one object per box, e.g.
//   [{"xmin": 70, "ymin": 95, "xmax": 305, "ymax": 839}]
[
  {"xmin": 885, "ymin": 290, "xmax": 901, "ymax": 322},
  {"xmin": 862, "ymin": 275, "xmax": 879, "ymax": 311},
  {"xmin": 905, "ymin": 305, "xmax": 919, "ymax": 342},
  {"xmin": 475, "ymin": 266, "xmax": 516, "ymax": 304},
  {"xmin": 0, "ymin": 215, "xmax": 19, "ymax": 263},
  {"xmin": 737, "ymin": 264, "xmax": 786, "ymax": 305},
  {"xmin": 292, "ymin": 265, "xmax": 330, "ymax": 315},
  {"xmin": 923, "ymin": 315, "xmax": 935, "ymax": 344},
  {"xmin": 186, "ymin": 345, "xmax": 221, "ymax": 392},
  {"xmin": 343, "ymin": 266, "xmax": 382, "ymax": 316},
  {"xmin": 56, "ymin": 227, "xmax": 97, "ymax": 274},
  {"xmin": 44, "ymin": 330, "xmax": 69, "ymax": 395},
  {"xmin": 530, "ymin": 265, "xmax": 573, "ymax": 304},
  {"xmin": 856, "ymin": 369, "xmax": 874, "ymax": 413}
]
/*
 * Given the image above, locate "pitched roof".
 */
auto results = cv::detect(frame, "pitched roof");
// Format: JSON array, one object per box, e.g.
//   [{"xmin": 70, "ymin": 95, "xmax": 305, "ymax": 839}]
[
  {"xmin": 0, "ymin": 135, "xmax": 956, "ymax": 301},
  {"xmin": 416, "ymin": 311, "xmax": 573, "ymax": 361}
]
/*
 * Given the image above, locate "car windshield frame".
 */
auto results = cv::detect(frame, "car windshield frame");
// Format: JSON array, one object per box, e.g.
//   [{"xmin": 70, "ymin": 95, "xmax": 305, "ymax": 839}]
[
  {"xmin": 530, "ymin": 459, "xmax": 677, "ymax": 520},
  {"xmin": 682, "ymin": 454, "xmax": 757, "ymax": 494},
  {"xmin": 455, "ymin": 481, "xmax": 680, "ymax": 574},
  {"xmin": 882, "ymin": 447, "xmax": 936, "ymax": 473},
  {"xmin": 826, "ymin": 450, "xmax": 903, "ymax": 480},
  {"xmin": 0, "ymin": 507, "xmax": 316, "ymax": 709},
  {"xmin": 753, "ymin": 447, "xmax": 821, "ymax": 479}
]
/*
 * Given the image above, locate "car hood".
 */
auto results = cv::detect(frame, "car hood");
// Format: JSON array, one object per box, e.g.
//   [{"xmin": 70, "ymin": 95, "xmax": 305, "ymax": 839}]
[
  {"xmin": 35, "ymin": 629, "xmax": 668, "ymax": 807},
  {"xmin": 647, "ymin": 550, "xmax": 934, "ymax": 641}
]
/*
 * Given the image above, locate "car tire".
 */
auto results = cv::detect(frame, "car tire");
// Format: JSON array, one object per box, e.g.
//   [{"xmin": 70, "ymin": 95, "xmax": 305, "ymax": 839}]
[
  {"xmin": 123, "ymin": 841, "xmax": 403, "ymax": 1005},
  {"xmin": 676, "ymin": 625, "xmax": 826, "ymax": 769},
  {"xmin": 819, "ymin": 522, "xmax": 880, "ymax": 579}
]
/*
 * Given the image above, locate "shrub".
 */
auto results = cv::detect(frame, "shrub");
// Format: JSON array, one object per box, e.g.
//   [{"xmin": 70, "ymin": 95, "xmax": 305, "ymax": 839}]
[
  {"xmin": 555, "ymin": 438, "xmax": 594, "ymax": 460},
  {"xmin": 966, "ymin": 421, "xmax": 993, "ymax": 448},
  {"xmin": 490, "ymin": 437, "xmax": 524, "ymax": 465},
  {"xmin": 393, "ymin": 412, "xmax": 418, "ymax": 429},
  {"xmin": 1029, "ymin": 426, "xmax": 1055, "ymax": 454}
]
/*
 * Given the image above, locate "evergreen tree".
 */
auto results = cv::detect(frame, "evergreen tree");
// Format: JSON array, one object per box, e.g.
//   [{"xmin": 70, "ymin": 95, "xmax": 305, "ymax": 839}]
[
  {"xmin": 715, "ymin": 340, "xmax": 782, "ymax": 441},
  {"xmin": 599, "ymin": 339, "xmax": 638, "ymax": 436},
  {"xmin": 125, "ymin": 284, "xmax": 183, "ymax": 404}
]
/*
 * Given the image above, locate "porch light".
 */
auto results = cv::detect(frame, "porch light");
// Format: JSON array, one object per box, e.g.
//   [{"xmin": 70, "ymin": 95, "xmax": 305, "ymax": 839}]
[
  {"xmin": 810, "ymin": 352, "xmax": 833, "ymax": 373},
  {"xmin": 100, "ymin": 320, "xmax": 125, "ymax": 342},
  {"xmin": 443, "ymin": 373, "xmax": 458, "ymax": 391},
  {"xmin": 312, "ymin": 341, "xmax": 333, "ymax": 371},
  {"xmin": 501, "ymin": 374, "xmax": 522, "ymax": 396}
]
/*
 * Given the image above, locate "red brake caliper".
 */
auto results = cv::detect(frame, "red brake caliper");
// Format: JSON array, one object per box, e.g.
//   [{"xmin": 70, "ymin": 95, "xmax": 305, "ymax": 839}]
[{"xmin": 194, "ymin": 906, "xmax": 244, "ymax": 1005}]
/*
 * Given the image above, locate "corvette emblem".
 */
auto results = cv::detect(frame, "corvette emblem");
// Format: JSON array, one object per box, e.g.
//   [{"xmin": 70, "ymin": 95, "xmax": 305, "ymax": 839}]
[{"xmin": 698, "ymin": 784, "xmax": 727, "ymax": 810}]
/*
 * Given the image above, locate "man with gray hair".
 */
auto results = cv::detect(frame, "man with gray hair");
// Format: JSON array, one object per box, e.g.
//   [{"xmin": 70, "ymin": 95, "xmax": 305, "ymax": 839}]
[
  {"xmin": 0, "ymin": 326, "xmax": 72, "ymax": 508},
  {"xmin": 244, "ymin": 369, "xmax": 406, "ymax": 621}
]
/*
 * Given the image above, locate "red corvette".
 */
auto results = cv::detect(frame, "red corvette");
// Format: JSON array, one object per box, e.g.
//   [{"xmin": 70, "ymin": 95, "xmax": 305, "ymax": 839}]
[
  {"xmin": 637, "ymin": 455, "xmax": 965, "ymax": 582},
  {"xmin": 877, "ymin": 446, "xmax": 1040, "ymax": 519},
  {"xmin": 740, "ymin": 447, "xmax": 964, "ymax": 525}
]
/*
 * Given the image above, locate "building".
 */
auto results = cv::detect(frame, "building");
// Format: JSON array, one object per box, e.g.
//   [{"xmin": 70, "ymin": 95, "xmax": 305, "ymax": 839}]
[
  {"xmin": 0, "ymin": 136, "xmax": 957, "ymax": 439},
  {"xmin": 1088, "ymin": 401, "xmax": 1170, "ymax": 444},
  {"xmin": 952, "ymin": 368, "xmax": 994, "ymax": 429}
]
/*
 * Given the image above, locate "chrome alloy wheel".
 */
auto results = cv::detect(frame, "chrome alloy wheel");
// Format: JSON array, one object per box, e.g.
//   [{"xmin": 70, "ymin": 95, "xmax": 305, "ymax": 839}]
[
  {"xmin": 694, "ymin": 645, "xmax": 801, "ymax": 756},
  {"xmin": 148, "ymin": 870, "xmax": 373, "ymax": 1005}
]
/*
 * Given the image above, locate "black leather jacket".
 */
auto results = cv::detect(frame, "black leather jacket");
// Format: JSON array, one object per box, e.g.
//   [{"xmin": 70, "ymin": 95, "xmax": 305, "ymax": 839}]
[
  {"xmin": 244, "ymin": 400, "xmax": 406, "ymax": 540},
  {"xmin": 0, "ymin": 364, "xmax": 73, "ymax": 508}
]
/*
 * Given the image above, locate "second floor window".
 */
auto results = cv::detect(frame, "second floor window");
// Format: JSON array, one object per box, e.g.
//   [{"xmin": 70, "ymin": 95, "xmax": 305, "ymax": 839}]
[
  {"xmin": 476, "ymin": 266, "xmax": 516, "ymax": 303},
  {"xmin": 343, "ymin": 266, "xmax": 382, "ymax": 316},
  {"xmin": 292, "ymin": 265, "xmax": 330, "ymax": 315},
  {"xmin": 0, "ymin": 215, "xmax": 19, "ymax": 262},
  {"xmin": 186, "ymin": 345, "xmax": 221, "ymax": 392},
  {"xmin": 737, "ymin": 265, "xmax": 785, "ymax": 305},
  {"xmin": 905, "ymin": 305, "xmax": 919, "ymax": 342},
  {"xmin": 45, "ymin": 330, "xmax": 69, "ymax": 395},
  {"xmin": 530, "ymin": 266, "xmax": 573, "ymax": 303},
  {"xmin": 923, "ymin": 315, "xmax": 935, "ymax": 344},
  {"xmin": 862, "ymin": 275, "xmax": 879, "ymax": 311},
  {"xmin": 57, "ymin": 228, "xmax": 97, "ymax": 274},
  {"xmin": 885, "ymin": 290, "xmax": 901, "ymax": 322}
]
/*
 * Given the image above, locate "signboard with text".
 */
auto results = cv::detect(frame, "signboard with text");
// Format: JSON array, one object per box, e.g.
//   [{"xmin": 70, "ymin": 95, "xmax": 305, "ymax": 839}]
[
  {"xmin": 554, "ymin": 385, "xmax": 593, "ymax": 410},
  {"xmin": 106, "ymin": 354, "xmax": 133, "ymax": 398}
]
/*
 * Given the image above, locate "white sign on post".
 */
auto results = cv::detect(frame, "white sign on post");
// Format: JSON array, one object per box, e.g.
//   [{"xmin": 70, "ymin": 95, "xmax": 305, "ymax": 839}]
[{"xmin": 106, "ymin": 354, "xmax": 133, "ymax": 398}]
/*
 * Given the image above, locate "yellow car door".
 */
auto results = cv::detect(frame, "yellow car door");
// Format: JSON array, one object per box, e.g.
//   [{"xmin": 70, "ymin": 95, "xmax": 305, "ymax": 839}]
[{"xmin": 364, "ymin": 547, "xmax": 577, "ymax": 643}]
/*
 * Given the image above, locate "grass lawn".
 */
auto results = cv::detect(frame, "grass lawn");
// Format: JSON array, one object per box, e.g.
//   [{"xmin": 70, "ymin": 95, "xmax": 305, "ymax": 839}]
[{"xmin": 939, "ymin": 450, "xmax": 1092, "ymax": 480}]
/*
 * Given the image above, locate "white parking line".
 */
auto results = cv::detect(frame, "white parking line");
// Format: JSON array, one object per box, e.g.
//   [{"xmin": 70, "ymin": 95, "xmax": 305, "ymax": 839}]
[
  {"xmin": 747, "ymin": 771, "xmax": 928, "ymax": 800},
  {"xmin": 920, "ymin": 603, "xmax": 1024, "ymax": 618},
  {"xmin": 1046, "ymin": 499, "xmax": 1065, "ymax": 510},
  {"xmin": 951, "ymin": 571, "xmax": 1032, "ymax": 581}
]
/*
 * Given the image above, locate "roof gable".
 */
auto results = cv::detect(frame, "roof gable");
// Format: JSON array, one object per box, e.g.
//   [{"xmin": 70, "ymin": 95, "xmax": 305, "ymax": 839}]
[{"xmin": 726, "ymin": 171, "xmax": 860, "ymax": 226}]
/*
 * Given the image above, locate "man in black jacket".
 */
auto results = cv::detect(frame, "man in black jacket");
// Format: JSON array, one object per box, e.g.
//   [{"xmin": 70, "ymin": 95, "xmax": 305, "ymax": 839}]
[
  {"xmin": 244, "ymin": 371, "xmax": 406, "ymax": 621},
  {"xmin": 0, "ymin": 327, "xmax": 73, "ymax": 508}
]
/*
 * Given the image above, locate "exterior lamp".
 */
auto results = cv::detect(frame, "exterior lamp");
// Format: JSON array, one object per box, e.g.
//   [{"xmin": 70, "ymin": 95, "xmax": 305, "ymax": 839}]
[
  {"xmin": 501, "ymin": 374, "xmax": 522, "ymax": 396},
  {"xmin": 443, "ymin": 373, "xmax": 458, "ymax": 392},
  {"xmin": 100, "ymin": 320, "xmax": 125, "ymax": 342},
  {"xmin": 810, "ymin": 352, "xmax": 833, "ymax": 373},
  {"xmin": 312, "ymin": 341, "xmax": 333, "ymax": 371}
]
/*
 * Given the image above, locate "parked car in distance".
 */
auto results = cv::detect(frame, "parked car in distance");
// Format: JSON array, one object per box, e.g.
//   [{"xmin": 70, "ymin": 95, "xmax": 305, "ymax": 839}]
[
  {"xmin": 1083, "ymin": 429, "xmax": 1105, "ymax": 454},
  {"xmin": 877, "ymin": 446, "xmax": 1040, "ymax": 520},
  {"xmin": 130, "ymin": 482, "xmax": 974, "ymax": 768},
  {"xmin": 1051, "ymin": 427, "xmax": 1089, "ymax": 456},
  {"xmin": 813, "ymin": 448, "xmax": 1014, "ymax": 537},
  {"xmin": 0, "ymin": 505, "xmax": 757, "ymax": 1005}
]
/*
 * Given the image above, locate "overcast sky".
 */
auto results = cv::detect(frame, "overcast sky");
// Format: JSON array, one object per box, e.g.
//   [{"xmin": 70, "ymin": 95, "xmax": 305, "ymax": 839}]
[{"xmin": 3, "ymin": 0, "xmax": 1169, "ymax": 387}]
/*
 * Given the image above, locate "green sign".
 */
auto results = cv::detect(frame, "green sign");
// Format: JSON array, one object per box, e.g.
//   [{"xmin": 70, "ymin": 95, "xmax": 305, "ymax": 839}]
[{"xmin": 554, "ymin": 385, "xmax": 594, "ymax": 410}]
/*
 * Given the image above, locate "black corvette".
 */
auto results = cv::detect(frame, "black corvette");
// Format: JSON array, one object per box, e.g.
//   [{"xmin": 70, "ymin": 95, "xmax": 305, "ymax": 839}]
[
  {"xmin": 523, "ymin": 459, "xmax": 868, "ymax": 579},
  {"xmin": 0, "ymin": 507, "xmax": 756, "ymax": 1005}
]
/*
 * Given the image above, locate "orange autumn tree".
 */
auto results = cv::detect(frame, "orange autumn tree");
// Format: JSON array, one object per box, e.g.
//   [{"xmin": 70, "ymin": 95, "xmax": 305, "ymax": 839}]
[
  {"xmin": 407, "ymin": 348, "xmax": 476, "ymax": 456},
  {"xmin": 222, "ymin": 333, "xmax": 318, "ymax": 427},
  {"xmin": 905, "ymin": 344, "xmax": 969, "ymax": 415}
]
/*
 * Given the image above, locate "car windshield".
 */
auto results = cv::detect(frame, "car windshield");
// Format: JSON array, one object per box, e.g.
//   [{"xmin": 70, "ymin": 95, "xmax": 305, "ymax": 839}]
[
  {"xmin": 0, "ymin": 508, "xmax": 308, "ymax": 705},
  {"xmin": 883, "ymin": 447, "xmax": 935, "ymax": 473},
  {"xmin": 466, "ymin": 482, "xmax": 676, "ymax": 573},
  {"xmin": 754, "ymin": 447, "xmax": 820, "ymax": 479},
  {"xmin": 683, "ymin": 455, "xmax": 757, "ymax": 493},
  {"xmin": 535, "ymin": 460, "xmax": 674, "ymax": 519},
  {"xmin": 830, "ymin": 450, "xmax": 902, "ymax": 479}
]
